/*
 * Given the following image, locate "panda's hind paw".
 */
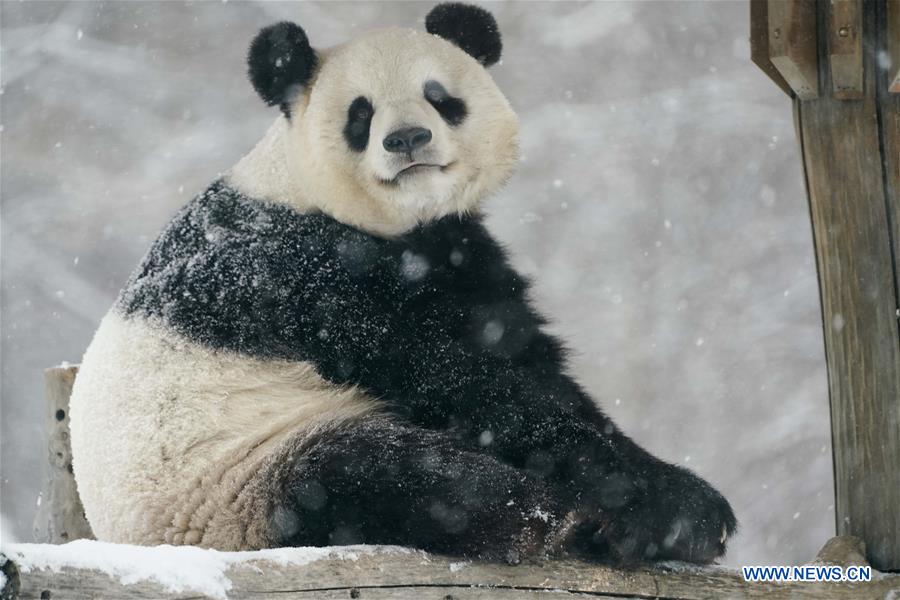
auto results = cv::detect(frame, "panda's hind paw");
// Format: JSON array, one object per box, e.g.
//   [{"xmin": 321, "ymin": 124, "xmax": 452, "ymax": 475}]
[{"xmin": 585, "ymin": 465, "xmax": 737, "ymax": 565}]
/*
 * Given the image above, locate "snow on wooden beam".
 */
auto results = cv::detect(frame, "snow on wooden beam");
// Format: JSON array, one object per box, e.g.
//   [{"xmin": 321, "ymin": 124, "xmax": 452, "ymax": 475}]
[{"xmin": 2, "ymin": 536, "xmax": 898, "ymax": 600}]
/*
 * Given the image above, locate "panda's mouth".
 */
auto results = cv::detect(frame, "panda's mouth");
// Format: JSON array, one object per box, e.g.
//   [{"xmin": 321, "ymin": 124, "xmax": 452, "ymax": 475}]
[{"xmin": 382, "ymin": 161, "xmax": 454, "ymax": 185}]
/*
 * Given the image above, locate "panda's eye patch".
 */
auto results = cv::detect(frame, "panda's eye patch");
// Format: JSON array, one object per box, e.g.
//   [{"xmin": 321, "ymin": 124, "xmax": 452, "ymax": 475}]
[
  {"xmin": 424, "ymin": 80, "xmax": 467, "ymax": 126},
  {"xmin": 344, "ymin": 96, "xmax": 374, "ymax": 152}
]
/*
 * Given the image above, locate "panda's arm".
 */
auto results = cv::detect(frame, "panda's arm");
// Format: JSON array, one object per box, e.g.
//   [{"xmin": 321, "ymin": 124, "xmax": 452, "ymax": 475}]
[
  {"xmin": 298, "ymin": 217, "xmax": 669, "ymax": 506},
  {"xmin": 384, "ymin": 282, "xmax": 663, "ymax": 504}
]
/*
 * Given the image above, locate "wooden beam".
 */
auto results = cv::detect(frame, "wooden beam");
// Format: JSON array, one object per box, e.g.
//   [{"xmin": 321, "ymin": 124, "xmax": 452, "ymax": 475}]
[
  {"xmin": 768, "ymin": 0, "xmax": 819, "ymax": 99},
  {"xmin": 2, "ymin": 537, "xmax": 898, "ymax": 600},
  {"xmin": 795, "ymin": 0, "xmax": 900, "ymax": 572},
  {"xmin": 888, "ymin": 0, "xmax": 900, "ymax": 92},
  {"xmin": 879, "ymin": 1, "xmax": 900, "ymax": 304},
  {"xmin": 31, "ymin": 366, "xmax": 94, "ymax": 545},
  {"xmin": 750, "ymin": 0, "xmax": 794, "ymax": 97},
  {"xmin": 828, "ymin": 0, "xmax": 864, "ymax": 99}
]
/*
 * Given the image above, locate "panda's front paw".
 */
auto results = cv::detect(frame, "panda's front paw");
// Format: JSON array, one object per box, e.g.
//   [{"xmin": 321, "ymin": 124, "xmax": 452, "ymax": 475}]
[{"xmin": 589, "ymin": 464, "xmax": 737, "ymax": 564}]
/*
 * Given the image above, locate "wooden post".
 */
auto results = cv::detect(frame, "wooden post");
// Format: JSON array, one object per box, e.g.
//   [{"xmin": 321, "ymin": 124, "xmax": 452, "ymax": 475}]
[
  {"xmin": 32, "ymin": 366, "xmax": 94, "ymax": 544},
  {"xmin": 751, "ymin": 0, "xmax": 900, "ymax": 572},
  {"xmin": 827, "ymin": 0, "xmax": 863, "ymax": 99},
  {"xmin": 750, "ymin": 0, "xmax": 794, "ymax": 96},
  {"xmin": 767, "ymin": 0, "xmax": 819, "ymax": 99}
]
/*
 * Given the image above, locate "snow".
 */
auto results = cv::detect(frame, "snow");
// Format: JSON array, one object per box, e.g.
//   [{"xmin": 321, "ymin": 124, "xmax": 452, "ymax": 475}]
[
  {"xmin": 449, "ymin": 560, "xmax": 470, "ymax": 572},
  {"xmin": 657, "ymin": 559, "xmax": 735, "ymax": 574},
  {"xmin": 3, "ymin": 540, "xmax": 411, "ymax": 600}
]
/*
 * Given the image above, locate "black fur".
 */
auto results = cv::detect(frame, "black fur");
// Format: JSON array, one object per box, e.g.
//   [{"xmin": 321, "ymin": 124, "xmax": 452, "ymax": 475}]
[
  {"xmin": 247, "ymin": 22, "xmax": 317, "ymax": 116},
  {"xmin": 119, "ymin": 181, "xmax": 736, "ymax": 563},
  {"xmin": 425, "ymin": 3, "xmax": 502, "ymax": 67},
  {"xmin": 343, "ymin": 96, "xmax": 374, "ymax": 152},
  {"xmin": 424, "ymin": 80, "xmax": 467, "ymax": 126},
  {"xmin": 262, "ymin": 416, "xmax": 559, "ymax": 562}
]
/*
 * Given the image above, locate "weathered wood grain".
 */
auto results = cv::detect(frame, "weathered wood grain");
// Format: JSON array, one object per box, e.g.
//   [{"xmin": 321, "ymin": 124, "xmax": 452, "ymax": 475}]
[
  {"xmin": 31, "ymin": 366, "xmax": 94, "ymax": 545},
  {"xmin": 768, "ymin": 0, "xmax": 819, "ymax": 99},
  {"xmin": 828, "ymin": 0, "xmax": 864, "ymax": 99},
  {"xmin": 794, "ymin": 0, "xmax": 900, "ymax": 572},
  {"xmin": 2, "ymin": 539, "xmax": 898, "ymax": 600}
]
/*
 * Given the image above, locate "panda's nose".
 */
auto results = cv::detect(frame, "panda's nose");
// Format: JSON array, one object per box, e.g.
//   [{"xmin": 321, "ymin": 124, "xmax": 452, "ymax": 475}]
[{"xmin": 383, "ymin": 127, "xmax": 432, "ymax": 153}]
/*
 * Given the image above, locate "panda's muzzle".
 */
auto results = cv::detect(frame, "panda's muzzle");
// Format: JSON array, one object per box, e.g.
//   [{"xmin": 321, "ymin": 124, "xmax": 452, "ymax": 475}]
[{"xmin": 383, "ymin": 127, "xmax": 432, "ymax": 154}]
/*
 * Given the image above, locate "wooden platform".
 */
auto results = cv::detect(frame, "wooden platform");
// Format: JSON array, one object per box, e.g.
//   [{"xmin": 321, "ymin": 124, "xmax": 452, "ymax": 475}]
[{"xmin": 2, "ymin": 536, "xmax": 898, "ymax": 600}]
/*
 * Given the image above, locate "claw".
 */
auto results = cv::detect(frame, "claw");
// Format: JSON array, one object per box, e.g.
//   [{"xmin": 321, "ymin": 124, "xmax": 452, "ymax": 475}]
[{"xmin": 720, "ymin": 523, "xmax": 728, "ymax": 544}]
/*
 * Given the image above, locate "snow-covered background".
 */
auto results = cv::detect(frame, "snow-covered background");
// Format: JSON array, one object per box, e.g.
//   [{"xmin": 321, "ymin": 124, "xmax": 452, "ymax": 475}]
[{"xmin": 1, "ymin": 1, "xmax": 832, "ymax": 567}]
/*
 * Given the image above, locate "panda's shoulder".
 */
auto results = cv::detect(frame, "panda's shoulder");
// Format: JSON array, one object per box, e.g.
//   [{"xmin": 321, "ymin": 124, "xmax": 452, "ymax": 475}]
[
  {"xmin": 118, "ymin": 182, "xmax": 358, "ymax": 310},
  {"xmin": 151, "ymin": 181, "xmax": 351, "ymax": 264}
]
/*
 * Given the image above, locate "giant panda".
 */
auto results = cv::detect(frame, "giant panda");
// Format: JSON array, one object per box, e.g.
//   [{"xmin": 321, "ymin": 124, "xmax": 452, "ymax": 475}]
[{"xmin": 69, "ymin": 3, "xmax": 736, "ymax": 564}]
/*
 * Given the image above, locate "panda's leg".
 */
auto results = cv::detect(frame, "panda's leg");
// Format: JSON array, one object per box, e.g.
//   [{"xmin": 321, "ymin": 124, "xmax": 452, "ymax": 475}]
[{"xmin": 260, "ymin": 416, "xmax": 571, "ymax": 563}]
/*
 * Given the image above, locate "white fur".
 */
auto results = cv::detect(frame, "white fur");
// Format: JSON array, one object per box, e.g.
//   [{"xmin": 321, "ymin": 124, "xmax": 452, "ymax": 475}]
[
  {"xmin": 69, "ymin": 312, "xmax": 379, "ymax": 550},
  {"xmin": 228, "ymin": 28, "xmax": 519, "ymax": 237}
]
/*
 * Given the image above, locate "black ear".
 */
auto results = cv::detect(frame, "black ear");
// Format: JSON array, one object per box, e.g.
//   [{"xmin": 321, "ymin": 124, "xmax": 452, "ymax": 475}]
[
  {"xmin": 425, "ymin": 3, "xmax": 501, "ymax": 67},
  {"xmin": 248, "ymin": 22, "xmax": 317, "ymax": 112}
]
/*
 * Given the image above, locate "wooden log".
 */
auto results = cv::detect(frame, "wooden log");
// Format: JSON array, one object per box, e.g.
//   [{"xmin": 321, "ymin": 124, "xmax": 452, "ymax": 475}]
[
  {"xmin": 793, "ymin": 0, "xmax": 900, "ymax": 572},
  {"xmin": 828, "ymin": 0, "xmax": 864, "ymax": 99},
  {"xmin": 2, "ymin": 538, "xmax": 898, "ymax": 600},
  {"xmin": 31, "ymin": 366, "xmax": 94, "ymax": 545},
  {"xmin": 768, "ymin": 0, "xmax": 819, "ymax": 99}
]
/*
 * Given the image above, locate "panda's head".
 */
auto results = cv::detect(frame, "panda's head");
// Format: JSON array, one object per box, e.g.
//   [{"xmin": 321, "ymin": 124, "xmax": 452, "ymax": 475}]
[{"xmin": 238, "ymin": 3, "xmax": 518, "ymax": 236}]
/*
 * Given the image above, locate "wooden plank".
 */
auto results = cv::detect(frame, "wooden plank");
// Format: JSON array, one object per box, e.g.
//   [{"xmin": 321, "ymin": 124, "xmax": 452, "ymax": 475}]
[
  {"xmin": 888, "ymin": 0, "xmax": 900, "ymax": 92},
  {"xmin": 828, "ymin": 0, "xmax": 864, "ymax": 99},
  {"xmin": 768, "ymin": 0, "xmax": 819, "ymax": 99},
  {"xmin": 795, "ymin": 0, "xmax": 900, "ymax": 572},
  {"xmin": 3, "ymin": 541, "xmax": 898, "ymax": 600},
  {"xmin": 31, "ymin": 366, "xmax": 94, "ymax": 545},
  {"xmin": 879, "ymin": 1, "xmax": 900, "ymax": 304},
  {"xmin": 219, "ymin": 590, "xmax": 619, "ymax": 599},
  {"xmin": 750, "ymin": 0, "xmax": 794, "ymax": 97}
]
